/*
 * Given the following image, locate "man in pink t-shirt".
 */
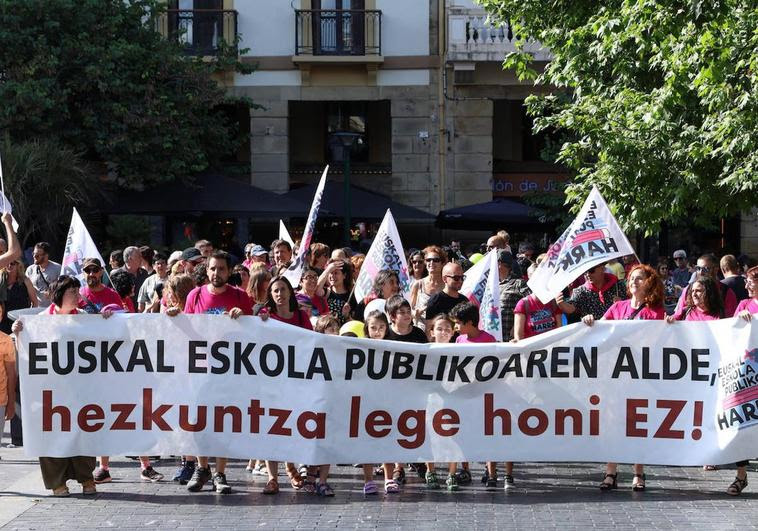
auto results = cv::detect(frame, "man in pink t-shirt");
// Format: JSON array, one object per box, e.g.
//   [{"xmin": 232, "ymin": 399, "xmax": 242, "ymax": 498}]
[
  {"xmin": 451, "ymin": 301, "xmax": 496, "ymax": 343},
  {"xmin": 79, "ymin": 258, "xmax": 122, "ymax": 313},
  {"xmin": 180, "ymin": 251, "xmax": 252, "ymax": 495}
]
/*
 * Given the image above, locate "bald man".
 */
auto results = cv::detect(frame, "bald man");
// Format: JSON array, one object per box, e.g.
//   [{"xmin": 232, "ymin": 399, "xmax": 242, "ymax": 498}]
[{"xmin": 425, "ymin": 262, "xmax": 469, "ymax": 326}]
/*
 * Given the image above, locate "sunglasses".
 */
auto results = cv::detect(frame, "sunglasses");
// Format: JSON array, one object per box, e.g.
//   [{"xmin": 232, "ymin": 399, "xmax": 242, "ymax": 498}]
[
  {"xmin": 412, "ymin": 260, "xmax": 425, "ymax": 265},
  {"xmin": 425, "ymin": 257, "xmax": 442, "ymax": 263},
  {"xmin": 84, "ymin": 267, "xmax": 101, "ymax": 274},
  {"xmin": 695, "ymin": 266, "xmax": 710, "ymax": 273},
  {"xmin": 445, "ymin": 274, "xmax": 465, "ymax": 282}
]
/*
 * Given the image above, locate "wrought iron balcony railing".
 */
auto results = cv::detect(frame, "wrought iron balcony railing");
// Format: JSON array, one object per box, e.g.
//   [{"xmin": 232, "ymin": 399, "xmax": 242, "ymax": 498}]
[
  {"xmin": 156, "ymin": 9, "xmax": 238, "ymax": 56},
  {"xmin": 295, "ymin": 9, "xmax": 381, "ymax": 56}
]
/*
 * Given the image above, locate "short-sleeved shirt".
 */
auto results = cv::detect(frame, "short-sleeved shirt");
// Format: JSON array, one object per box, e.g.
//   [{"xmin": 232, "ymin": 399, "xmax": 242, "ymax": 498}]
[
  {"xmin": 137, "ymin": 274, "xmax": 169, "ymax": 309},
  {"xmin": 184, "ymin": 285, "xmax": 253, "ymax": 315},
  {"xmin": 387, "ymin": 326, "xmax": 428, "ymax": 343},
  {"xmin": 722, "ymin": 276, "xmax": 748, "ymax": 303},
  {"xmin": 499, "ymin": 276, "xmax": 531, "ymax": 341},
  {"xmin": 26, "ymin": 261, "xmax": 61, "ymax": 307},
  {"xmin": 672, "ymin": 306, "xmax": 720, "ymax": 321},
  {"xmin": 425, "ymin": 291, "xmax": 468, "ymax": 321},
  {"xmin": 568, "ymin": 280, "xmax": 627, "ymax": 320},
  {"xmin": 671, "ymin": 267, "xmax": 691, "ymax": 288},
  {"xmin": 80, "ymin": 285, "xmax": 122, "ymax": 314},
  {"xmin": 0, "ymin": 333, "xmax": 15, "ymax": 406},
  {"xmin": 675, "ymin": 281, "xmax": 737, "ymax": 317},
  {"xmin": 602, "ymin": 300, "xmax": 665, "ymax": 321},
  {"xmin": 455, "ymin": 330, "xmax": 496, "ymax": 343},
  {"xmin": 268, "ymin": 309, "xmax": 313, "ymax": 330},
  {"xmin": 514, "ymin": 295, "xmax": 562, "ymax": 338},
  {"xmin": 735, "ymin": 298, "xmax": 758, "ymax": 315}
]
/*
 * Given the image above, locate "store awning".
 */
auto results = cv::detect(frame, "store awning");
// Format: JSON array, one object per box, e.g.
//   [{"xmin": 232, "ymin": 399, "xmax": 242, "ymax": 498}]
[
  {"xmin": 436, "ymin": 198, "xmax": 543, "ymax": 229},
  {"xmin": 283, "ymin": 182, "xmax": 435, "ymax": 221},
  {"xmin": 101, "ymin": 174, "xmax": 316, "ymax": 218}
]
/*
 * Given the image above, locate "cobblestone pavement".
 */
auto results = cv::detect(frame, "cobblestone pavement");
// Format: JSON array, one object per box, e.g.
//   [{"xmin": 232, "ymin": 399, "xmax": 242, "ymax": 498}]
[{"xmin": 2, "ymin": 446, "xmax": 758, "ymax": 530}]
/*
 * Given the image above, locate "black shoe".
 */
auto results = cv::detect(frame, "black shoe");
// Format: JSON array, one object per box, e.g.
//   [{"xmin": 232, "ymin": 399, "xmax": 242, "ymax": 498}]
[
  {"xmin": 457, "ymin": 468, "xmax": 472, "ymax": 485},
  {"xmin": 212, "ymin": 472, "xmax": 231, "ymax": 494},
  {"xmin": 410, "ymin": 463, "xmax": 427, "ymax": 478},
  {"xmin": 173, "ymin": 460, "xmax": 196, "ymax": 484},
  {"xmin": 187, "ymin": 467, "xmax": 212, "ymax": 492}
]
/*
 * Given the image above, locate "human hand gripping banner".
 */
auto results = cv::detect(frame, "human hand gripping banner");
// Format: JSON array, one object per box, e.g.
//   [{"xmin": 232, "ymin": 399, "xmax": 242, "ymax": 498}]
[
  {"xmin": 528, "ymin": 186, "xmax": 635, "ymax": 303},
  {"xmin": 16, "ymin": 314, "xmax": 758, "ymax": 465}
]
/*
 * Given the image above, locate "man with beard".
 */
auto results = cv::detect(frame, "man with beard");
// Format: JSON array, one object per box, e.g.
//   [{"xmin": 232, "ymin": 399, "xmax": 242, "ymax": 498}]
[
  {"xmin": 79, "ymin": 258, "xmax": 121, "ymax": 313},
  {"xmin": 179, "ymin": 250, "xmax": 252, "ymax": 494},
  {"xmin": 26, "ymin": 242, "xmax": 60, "ymax": 307}
]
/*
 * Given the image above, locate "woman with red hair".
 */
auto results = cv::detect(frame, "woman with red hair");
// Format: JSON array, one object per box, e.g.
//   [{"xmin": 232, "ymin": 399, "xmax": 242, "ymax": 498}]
[{"xmin": 583, "ymin": 263, "xmax": 665, "ymax": 491}]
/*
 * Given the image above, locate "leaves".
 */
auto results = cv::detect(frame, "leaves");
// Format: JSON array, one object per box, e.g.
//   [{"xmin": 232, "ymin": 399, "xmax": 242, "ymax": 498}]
[
  {"xmin": 0, "ymin": 0, "xmax": 255, "ymax": 189},
  {"xmin": 478, "ymin": 0, "xmax": 758, "ymax": 234}
]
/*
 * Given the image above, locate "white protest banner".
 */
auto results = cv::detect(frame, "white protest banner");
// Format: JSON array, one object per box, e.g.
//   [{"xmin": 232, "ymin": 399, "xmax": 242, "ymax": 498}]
[
  {"xmin": 282, "ymin": 165, "xmax": 328, "ymax": 287},
  {"xmin": 479, "ymin": 250, "xmax": 502, "ymax": 341},
  {"xmin": 17, "ymin": 314, "xmax": 758, "ymax": 465},
  {"xmin": 528, "ymin": 186, "xmax": 635, "ymax": 303},
  {"xmin": 460, "ymin": 250, "xmax": 496, "ymax": 305},
  {"xmin": 61, "ymin": 207, "xmax": 108, "ymax": 284},
  {"xmin": 354, "ymin": 209, "xmax": 411, "ymax": 302},
  {"xmin": 279, "ymin": 219, "xmax": 295, "ymax": 249}
]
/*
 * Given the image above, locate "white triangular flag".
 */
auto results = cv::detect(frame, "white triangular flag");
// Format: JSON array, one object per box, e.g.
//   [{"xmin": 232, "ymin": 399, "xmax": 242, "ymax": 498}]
[
  {"xmin": 479, "ymin": 249, "xmax": 502, "ymax": 341},
  {"xmin": 279, "ymin": 219, "xmax": 295, "ymax": 249},
  {"xmin": 0, "ymin": 191, "xmax": 20, "ymax": 232},
  {"xmin": 460, "ymin": 250, "xmax": 496, "ymax": 305},
  {"xmin": 528, "ymin": 186, "xmax": 635, "ymax": 303},
  {"xmin": 282, "ymin": 165, "xmax": 328, "ymax": 287},
  {"xmin": 354, "ymin": 209, "xmax": 412, "ymax": 302},
  {"xmin": 61, "ymin": 207, "xmax": 108, "ymax": 284}
]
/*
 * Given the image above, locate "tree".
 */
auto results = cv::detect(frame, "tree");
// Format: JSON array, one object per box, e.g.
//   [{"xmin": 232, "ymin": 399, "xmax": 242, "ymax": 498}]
[
  {"xmin": 0, "ymin": 138, "xmax": 99, "ymax": 252},
  {"xmin": 0, "ymin": 0, "xmax": 255, "ymax": 189},
  {"xmin": 478, "ymin": 0, "xmax": 758, "ymax": 233}
]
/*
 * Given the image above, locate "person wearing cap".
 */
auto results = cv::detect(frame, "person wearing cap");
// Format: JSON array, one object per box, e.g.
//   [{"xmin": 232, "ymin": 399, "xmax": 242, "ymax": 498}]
[
  {"xmin": 671, "ymin": 250, "xmax": 691, "ymax": 288},
  {"xmin": 180, "ymin": 247, "xmax": 205, "ymax": 275},
  {"xmin": 498, "ymin": 250, "xmax": 530, "ymax": 342},
  {"xmin": 79, "ymin": 258, "xmax": 122, "ymax": 313},
  {"xmin": 243, "ymin": 244, "xmax": 269, "ymax": 270}
]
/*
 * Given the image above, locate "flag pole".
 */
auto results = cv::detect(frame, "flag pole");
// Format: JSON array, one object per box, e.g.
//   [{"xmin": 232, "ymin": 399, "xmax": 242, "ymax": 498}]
[{"xmin": 0, "ymin": 149, "xmax": 6, "ymax": 214}]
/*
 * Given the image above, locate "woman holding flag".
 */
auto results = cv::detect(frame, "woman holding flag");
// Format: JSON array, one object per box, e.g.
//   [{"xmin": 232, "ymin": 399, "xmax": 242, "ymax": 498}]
[{"xmin": 582, "ymin": 264, "xmax": 665, "ymax": 491}]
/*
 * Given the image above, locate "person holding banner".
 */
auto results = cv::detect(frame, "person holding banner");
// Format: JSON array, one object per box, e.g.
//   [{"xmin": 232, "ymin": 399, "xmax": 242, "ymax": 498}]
[
  {"xmin": 666, "ymin": 276, "xmax": 724, "ymax": 322},
  {"xmin": 674, "ymin": 254, "xmax": 738, "ymax": 318},
  {"xmin": 257, "ymin": 276, "xmax": 315, "ymax": 494},
  {"xmin": 557, "ymin": 263, "xmax": 626, "ymax": 320},
  {"xmin": 180, "ymin": 251, "xmax": 253, "ymax": 495},
  {"xmin": 582, "ymin": 264, "xmax": 665, "ymax": 491},
  {"xmin": 11, "ymin": 275, "xmax": 113, "ymax": 496}
]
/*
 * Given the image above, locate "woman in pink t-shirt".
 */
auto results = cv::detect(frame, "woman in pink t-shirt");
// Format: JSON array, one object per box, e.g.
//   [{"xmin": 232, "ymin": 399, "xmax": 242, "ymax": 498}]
[
  {"xmin": 583, "ymin": 264, "xmax": 665, "ymax": 492},
  {"xmin": 665, "ymin": 276, "xmax": 723, "ymax": 322}
]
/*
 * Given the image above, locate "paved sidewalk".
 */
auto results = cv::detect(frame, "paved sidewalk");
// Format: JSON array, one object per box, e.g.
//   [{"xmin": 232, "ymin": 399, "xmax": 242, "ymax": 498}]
[{"xmin": 1, "ymin": 447, "xmax": 758, "ymax": 530}]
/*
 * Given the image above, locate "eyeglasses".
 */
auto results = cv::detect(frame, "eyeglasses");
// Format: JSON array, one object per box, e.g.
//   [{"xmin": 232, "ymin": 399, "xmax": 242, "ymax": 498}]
[
  {"xmin": 695, "ymin": 266, "xmax": 710, "ymax": 273},
  {"xmin": 302, "ymin": 275, "xmax": 318, "ymax": 281},
  {"xmin": 445, "ymin": 274, "xmax": 465, "ymax": 282},
  {"xmin": 83, "ymin": 268, "xmax": 101, "ymax": 274},
  {"xmin": 425, "ymin": 257, "xmax": 442, "ymax": 263}
]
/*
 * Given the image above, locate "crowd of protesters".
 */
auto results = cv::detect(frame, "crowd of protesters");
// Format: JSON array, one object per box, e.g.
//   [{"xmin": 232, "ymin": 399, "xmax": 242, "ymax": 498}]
[{"xmin": 1, "ymin": 220, "xmax": 757, "ymax": 498}]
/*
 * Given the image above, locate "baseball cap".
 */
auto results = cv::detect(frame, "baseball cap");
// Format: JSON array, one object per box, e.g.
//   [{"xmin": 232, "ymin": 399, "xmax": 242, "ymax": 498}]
[
  {"xmin": 82, "ymin": 257, "xmax": 102, "ymax": 270},
  {"xmin": 249, "ymin": 244, "xmax": 267, "ymax": 257},
  {"xmin": 181, "ymin": 247, "xmax": 203, "ymax": 262},
  {"xmin": 672, "ymin": 249, "xmax": 687, "ymax": 259}
]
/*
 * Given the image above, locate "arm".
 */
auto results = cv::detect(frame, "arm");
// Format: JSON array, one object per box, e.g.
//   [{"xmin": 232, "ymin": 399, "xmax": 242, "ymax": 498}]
[
  {"xmin": 24, "ymin": 278, "xmax": 39, "ymax": 307},
  {"xmin": 4, "ymin": 360, "xmax": 15, "ymax": 420},
  {"xmin": 555, "ymin": 292, "xmax": 576, "ymax": 315},
  {"xmin": 0, "ymin": 213, "xmax": 21, "ymax": 270},
  {"xmin": 512, "ymin": 313, "xmax": 526, "ymax": 342}
]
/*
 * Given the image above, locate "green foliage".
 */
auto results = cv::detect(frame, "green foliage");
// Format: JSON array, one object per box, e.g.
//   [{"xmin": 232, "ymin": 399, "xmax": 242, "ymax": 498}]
[
  {"xmin": 0, "ymin": 137, "xmax": 99, "ymax": 249},
  {"xmin": 478, "ymin": 0, "xmax": 758, "ymax": 234},
  {"xmin": 105, "ymin": 215, "xmax": 153, "ymax": 251},
  {"xmin": 0, "ymin": 0, "xmax": 256, "ymax": 189}
]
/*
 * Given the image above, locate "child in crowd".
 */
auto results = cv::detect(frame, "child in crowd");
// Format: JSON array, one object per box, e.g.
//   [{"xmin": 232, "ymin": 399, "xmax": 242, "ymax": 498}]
[
  {"xmin": 424, "ymin": 314, "xmax": 470, "ymax": 491},
  {"xmin": 450, "ymin": 302, "xmax": 496, "ymax": 344},
  {"xmin": 314, "ymin": 314, "xmax": 340, "ymax": 335},
  {"xmin": 361, "ymin": 311, "xmax": 400, "ymax": 495}
]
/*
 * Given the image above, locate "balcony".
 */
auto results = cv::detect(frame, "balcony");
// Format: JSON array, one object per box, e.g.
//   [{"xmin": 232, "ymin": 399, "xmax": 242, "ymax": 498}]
[
  {"xmin": 294, "ymin": 9, "xmax": 382, "ymax": 59},
  {"xmin": 447, "ymin": 7, "xmax": 551, "ymax": 64},
  {"xmin": 156, "ymin": 9, "xmax": 238, "ymax": 56}
]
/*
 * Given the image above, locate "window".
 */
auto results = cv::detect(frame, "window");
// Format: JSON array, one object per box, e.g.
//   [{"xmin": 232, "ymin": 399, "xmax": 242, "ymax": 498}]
[{"xmin": 312, "ymin": 0, "xmax": 366, "ymax": 55}]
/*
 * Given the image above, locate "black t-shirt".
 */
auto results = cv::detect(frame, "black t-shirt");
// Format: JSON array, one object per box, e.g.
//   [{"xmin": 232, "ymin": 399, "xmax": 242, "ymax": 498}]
[
  {"xmin": 425, "ymin": 291, "xmax": 468, "ymax": 320},
  {"xmin": 722, "ymin": 276, "xmax": 748, "ymax": 303},
  {"xmin": 387, "ymin": 326, "xmax": 428, "ymax": 343}
]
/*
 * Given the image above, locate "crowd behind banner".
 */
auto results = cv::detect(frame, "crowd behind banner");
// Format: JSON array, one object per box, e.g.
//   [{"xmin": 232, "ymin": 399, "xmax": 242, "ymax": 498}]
[{"xmin": 1, "ymin": 214, "xmax": 757, "ymax": 498}]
